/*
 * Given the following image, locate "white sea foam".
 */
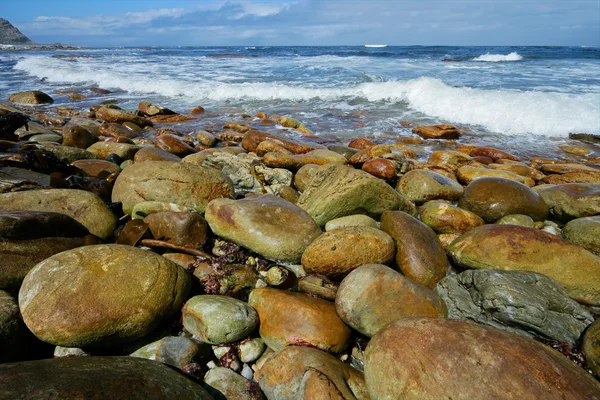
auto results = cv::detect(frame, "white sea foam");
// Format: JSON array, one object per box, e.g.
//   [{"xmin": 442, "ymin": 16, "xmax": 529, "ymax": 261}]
[
  {"xmin": 14, "ymin": 56, "xmax": 599, "ymax": 137},
  {"xmin": 473, "ymin": 52, "xmax": 523, "ymax": 62}
]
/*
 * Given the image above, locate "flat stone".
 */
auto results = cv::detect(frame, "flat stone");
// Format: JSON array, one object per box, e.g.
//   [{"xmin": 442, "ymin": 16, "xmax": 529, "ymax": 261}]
[
  {"xmin": 419, "ymin": 200, "xmax": 484, "ymax": 234},
  {"xmin": 71, "ymin": 159, "xmax": 120, "ymax": 177},
  {"xmin": 397, "ymin": 170, "xmax": 463, "ymax": 205},
  {"xmin": 537, "ymin": 183, "xmax": 600, "ymax": 221},
  {"xmin": 241, "ymin": 130, "xmax": 320, "ymax": 154},
  {"xmin": 205, "ymin": 194, "xmax": 320, "ymax": 263},
  {"xmin": 435, "ymin": 269, "xmax": 594, "ymax": 345},
  {"xmin": 336, "ymin": 264, "xmax": 446, "ymax": 337},
  {"xmin": 448, "ymin": 224, "xmax": 600, "ymax": 305},
  {"xmin": 19, "ymin": 244, "xmax": 191, "ymax": 348},
  {"xmin": 364, "ymin": 318, "xmax": 600, "ymax": 400},
  {"xmin": 248, "ymin": 288, "xmax": 351, "ymax": 353},
  {"xmin": 412, "ymin": 124, "xmax": 459, "ymax": 139}
]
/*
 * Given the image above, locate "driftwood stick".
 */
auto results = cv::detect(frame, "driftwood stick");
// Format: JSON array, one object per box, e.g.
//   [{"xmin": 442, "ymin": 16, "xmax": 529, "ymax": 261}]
[{"xmin": 140, "ymin": 239, "xmax": 214, "ymax": 259}]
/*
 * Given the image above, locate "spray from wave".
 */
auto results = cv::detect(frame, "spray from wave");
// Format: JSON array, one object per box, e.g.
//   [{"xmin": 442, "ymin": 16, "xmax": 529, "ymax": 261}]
[{"xmin": 473, "ymin": 52, "xmax": 523, "ymax": 62}]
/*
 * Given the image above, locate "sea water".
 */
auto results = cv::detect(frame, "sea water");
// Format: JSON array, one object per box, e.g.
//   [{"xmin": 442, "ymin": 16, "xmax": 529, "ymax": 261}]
[{"xmin": 0, "ymin": 45, "xmax": 598, "ymax": 157}]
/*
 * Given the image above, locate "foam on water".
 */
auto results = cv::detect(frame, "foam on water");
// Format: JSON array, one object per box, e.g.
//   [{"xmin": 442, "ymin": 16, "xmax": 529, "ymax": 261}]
[{"xmin": 473, "ymin": 52, "xmax": 524, "ymax": 62}]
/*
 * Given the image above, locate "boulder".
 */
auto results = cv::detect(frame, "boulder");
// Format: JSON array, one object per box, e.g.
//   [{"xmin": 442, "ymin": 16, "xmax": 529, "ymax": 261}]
[
  {"xmin": 144, "ymin": 211, "xmax": 208, "ymax": 249},
  {"xmin": 457, "ymin": 165, "xmax": 535, "ymax": 187},
  {"xmin": 130, "ymin": 336, "xmax": 202, "ymax": 369},
  {"xmin": 95, "ymin": 106, "xmax": 152, "ymax": 127},
  {"xmin": 380, "ymin": 211, "xmax": 448, "ymax": 288},
  {"xmin": 324, "ymin": 214, "xmax": 378, "ymax": 231},
  {"xmin": 301, "ymin": 227, "xmax": 395, "ymax": 280},
  {"xmin": 112, "ymin": 161, "xmax": 233, "ymax": 215},
  {"xmin": 204, "ymin": 367, "xmax": 264, "ymax": 400},
  {"xmin": 256, "ymin": 346, "xmax": 368, "ymax": 400},
  {"xmin": 0, "ymin": 189, "xmax": 116, "ymax": 240},
  {"xmin": 419, "ymin": 200, "xmax": 484, "ymax": 234},
  {"xmin": 435, "ymin": 269, "xmax": 593, "ymax": 345},
  {"xmin": 19, "ymin": 244, "xmax": 191, "ymax": 348},
  {"xmin": 0, "ymin": 356, "xmax": 213, "ymax": 399},
  {"xmin": 412, "ymin": 124, "xmax": 459, "ymax": 139},
  {"xmin": 448, "ymin": 224, "xmax": 600, "ymax": 305},
  {"xmin": 62, "ymin": 124, "xmax": 97, "ymax": 149},
  {"xmin": 134, "ymin": 146, "xmax": 182, "ymax": 162},
  {"xmin": 205, "ymin": 194, "xmax": 320, "ymax": 263},
  {"xmin": 364, "ymin": 318, "xmax": 600, "ymax": 400},
  {"xmin": 495, "ymin": 214, "xmax": 535, "ymax": 228},
  {"xmin": 583, "ymin": 318, "xmax": 600, "ymax": 377},
  {"xmin": 536, "ymin": 183, "xmax": 600, "ymax": 221},
  {"xmin": 562, "ymin": 216, "xmax": 600, "ymax": 256},
  {"xmin": 248, "ymin": 288, "xmax": 351, "ymax": 353},
  {"xmin": 397, "ymin": 170, "xmax": 463, "ymax": 204},
  {"xmin": 241, "ymin": 130, "xmax": 319, "ymax": 154},
  {"xmin": 8, "ymin": 91, "xmax": 53, "ymax": 105},
  {"xmin": 87, "ymin": 142, "xmax": 142, "ymax": 160},
  {"xmin": 336, "ymin": 264, "xmax": 446, "ymax": 337},
  {"xmin": 71, "ymin": 159, "xmax": 120, "ymax": 177},
  {"xmin": 458, "ymin": 177, "xmax": 549, "ymax": 222},
  {"xmin": 297, "ymin": 164, "xmax": 416, "ymax": 226}
]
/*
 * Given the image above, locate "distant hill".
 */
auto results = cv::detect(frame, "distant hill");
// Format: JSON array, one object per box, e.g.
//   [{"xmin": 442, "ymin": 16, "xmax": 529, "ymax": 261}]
[{"xmin": 0, "ymin": 18, "xmax": 34, "ymax": 45}]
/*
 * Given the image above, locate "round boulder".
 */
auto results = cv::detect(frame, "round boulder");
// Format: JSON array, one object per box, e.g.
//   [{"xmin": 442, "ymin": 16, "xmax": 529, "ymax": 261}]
[{"xmin": 397, "ymin": 170, "xmax": 463, "ymax": 204}]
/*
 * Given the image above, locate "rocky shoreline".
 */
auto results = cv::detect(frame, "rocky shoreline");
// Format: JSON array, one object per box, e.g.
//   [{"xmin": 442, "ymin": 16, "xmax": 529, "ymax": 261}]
[{"xmin": 0, "ymin": 88, "xmax": 599, "ymax": 399}]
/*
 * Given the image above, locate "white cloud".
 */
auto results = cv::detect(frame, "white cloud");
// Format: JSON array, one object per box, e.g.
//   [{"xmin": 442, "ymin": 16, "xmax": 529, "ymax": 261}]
[{"xmin": 229, "ymin": 1, "xmax": 296, "ymax": 19}]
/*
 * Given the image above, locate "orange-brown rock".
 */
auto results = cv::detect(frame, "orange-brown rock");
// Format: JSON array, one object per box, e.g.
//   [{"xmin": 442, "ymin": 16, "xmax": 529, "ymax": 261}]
[
  {"xmin": 248, "ymin": 288, "xmax": 351, "ymax": 353},
  {"xmin": 294, "ymin": 164, "xmax": 319, "ymax": 192},
  {"xmin": 154, "ymin": 134, "xmax": 196, "ymax": 157},
  {"xmin": 223, "ymin": 122, "xmax": 252, "ymax": 133},
  {"xmin": 144, "ymin": 211, "xmax": 208, "ymax": 249},
  {"xmin": 348, "ymin": 138, "xmax": 374, "ymax": 150},
  {"xmin": 468, "ymin": 146, "xmax": 520, "ymax": 161},
  {"xmin": 149, "ymin": 114, "xmax": 196, "ymax": 124},
  {"xmin": 71, "ymin": 160, "xmax": 120, "ymax": 177},
  {"xmin": 189, "ymin": 106, "xmax": 205, "ymax": 115},
  {"xmin": 216, "ymin": 131, "xmax": 244, "ymax": 142},
  {"xmin": 396, "ymin": 136, "xmax": 422, "ymax": 144},
  {"xmin": 583, "ymin": 318, "xmax": 600, "ymax": 376},
  {"xmin": 90, "ymin": 87, "xmax": 111, "ymax": 95},
  {"xmin": 95, "ymin": 106, "xmax": 152, "ymax": 127},
  {"xmin": 412, "ymin": 124, "xmax": 460, "ymax": 140},
  {"xmin": 349, "ymin": 144, "xmax": 415, "ymax": 165},
  {"xmin": 241, "ymin": 130, "xmax": 321, "ymax": 154},
  {"xmin": 259, "ymin": 118, "xmax": 275, "ymax": 125},
  {"xmin": 255, "ymin": 140, "xmax": 291, "ymax": 156},
  {"xmin": 380, "ymin": 211, "xmax": 448, "ymax": 288},
  {"xmin": 263, "ymin": 150, "xmax": 345, "ymax": 171},
  {"xmin": 61, "ymin": 124, "xmax": 97, "ymax": 149},
  {"xmin": 361, "ymin": 158, "xmax": 397, "ymax": 180},
  {"xmin": 364, "ymin": 318, "xmax": 600, "ymax": 400},
  {"xmin": 336, "ymin": 264, "xmax": 446, "ymax": 337},
  {"xmin": 457, "ymin": 165, "xmax": 535, "ymax": 187},
  {"xmin": 419, "ymin": 200, "xmax": 484, "ymax": 234},
  {"xmin": 559, "ymin": 145, "xmax": 591, "ymax": 156},
  {"xmin": 542, "ymin": 171, "xmax": 600, "ymax": 184},
  {"xmin": 301, "ymin": 227, "xmax": 395, "ymax": 280},
  {"xmin": 489, "ymin": 163, "xmax": 545, "ymax": 181},
  {"xmin": 540, "ymin": 163, "xmax": 600, "ymax": 174},
  {"xmin": 134, "ymin": 146, "xmax": 182, "ymax": 163},
  {"xmin": 397, "ymin": 170, "xmax": 463, "ymax": 205},
  {"xmin": 471, "ymin": 155, "xmax": 493, "ymax": 164},
  {"xmin": 138, "ymin": 101, "xmax": 176, "ymax": 116},
  {"xmin": 255, "ymin": 112, "xmax": 267, "ymax": 119},
  {"xmin": 99, "ymin": 123, "xmax": 139, "ymax": 139},
  {"xmin": 428, "ymin": 150, "xmax": 471, "ymax": 167}
]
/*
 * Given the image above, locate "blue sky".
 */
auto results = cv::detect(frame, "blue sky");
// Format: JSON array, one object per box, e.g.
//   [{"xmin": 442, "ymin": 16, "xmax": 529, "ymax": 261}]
[{"xmin": 4, "ymin": 0, "xmax": 600, "ymax": 46}]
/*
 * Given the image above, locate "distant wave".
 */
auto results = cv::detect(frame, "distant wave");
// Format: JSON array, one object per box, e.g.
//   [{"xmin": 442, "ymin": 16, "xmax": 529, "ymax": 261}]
[
  {"xmin": 472, "ymin": 52, "xmax": 523, "ymax": 62},
  {"xmin": 14, "ymin": 56, "xmax": 599, "ymax": 137}
]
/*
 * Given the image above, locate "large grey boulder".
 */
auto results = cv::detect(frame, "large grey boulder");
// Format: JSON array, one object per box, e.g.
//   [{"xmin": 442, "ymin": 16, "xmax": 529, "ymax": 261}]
[{"xmin": 435, "ymin": 269, "xmax": 593, "ymax": 345}]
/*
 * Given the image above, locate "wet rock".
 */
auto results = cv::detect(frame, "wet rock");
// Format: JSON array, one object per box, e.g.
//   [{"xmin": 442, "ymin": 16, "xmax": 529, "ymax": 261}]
[
  {"xmin": 132, "ymin": 201, "xmax": 194, "ymax": 220},
  {"xmin": 193, "ymin": 263, "xmax": 259, "ymax": 298},
  {"xmin": 327, "ymin": 145, "xmax": 359, "ymax": 160},
  {"xmin": 562, "ymin": 216, "xmax": 600, "ymax": 255},
  {"xmin": 293, "ymin": 164, "xmax": 319, "ymax": 192},
  {"xmin": 196, "ymin": 131, "xmax": 216, "ymax": 147},
  {"xmin": 0, "ymin": 166, "xmax": 50, "ymax": 193},
  {"xmin": 457, "ymin": 165, "xmax": 535, "ymax": 186},
  {"xmin": 95, "ymin": 106, "xmax": 152, "ymax": 127},
  {"xmin": 301, "ymin": 227, "xmax": 395, "ymax": 280},
  {"xmin": 204, "ymin": 367, "xmax": 264, "ymax": 400},
  {"xmin": 324, "ymin": 214, "xmax": 378, "ymax": 231},
  {"xmin": 361, "ymin": 157, "xmax": 397, "ymax": 180},
  {"xmin": 348, "ymin": 137, "xmax": 375, "ymax": 150},
  {"xmin": 0, "ymin": 189, "xmax": 116, "ymax": 239},
  {"xmin": 155, "ymin": 134, "xmax": 197, "ymax": 157},
  {"xmin": 182, "ymin": 295, "xmax": 258, "ymax": 345},
  {"xmin": 0, "ymin": 356, "xmax": 213, "ymax": 399},
  {"xmin": 248, "ymin": 288, "xmax": 351, "ymax": 353},
  {"xmin": 412, "ymin": 124, "xmax": 459, "ymax": 139},
  {"xmin": 263, "ymin": 151, "xmax": 344, "ymax": 171},
  {"xmin": 489, "ymin": 163, "xmax": 545, "ymax": 181},
  {"xmin": 238, "ymin": 338, "xmax": 266, "ymax": 363},
  {"xmin": 35, "ymin": 144, "xmax": 97, "ymax": 163},
  {"xmin": 9, "ymin": 90, "xmax": 53, "ymax": 105},
  {"xmin": 19, "ymin": 244, "xmax": 191, "ymax": 347},
  {"xmin": 144, "ymin": 211, "xmax": 208, "ymax": 249},
  {"xmin": 205, "ymin": 194, "xmax": 320, "ymax": 263},
  {"xmin": 428, "ymin": 150, "xmax": 471, "ymax": 167},
  {"xmin": 542, "ymin": 171, "xmax": 600, "ymax": 184},
  {"xmin": 419, "ymin": 200, "xmax": 484, "ymax": 234},
  {"xmin": 397, "ymin": 169, "xmax": 463, "ymax": 205},
  {"xmin": 0, "ymin": 110, "xmax": 28, "ymax": 141},
  {"xmin": 71, "ymin": 159, "xmax": 120, "ymax": 177},
  {"xmin": 0, "ymin": 290, "xmax": 38, "ymax": 362},
  {"xmin": 241, "ymin": 130, "xmax": 320, "ymax": 154},
  {"xmin": 435, "ymin": 269, "xmax": 593, "ymax": 345},
  {"xmin": 495, "ymin": 214, "xmax": 535, "ymax": 228},
  {"xmin": 130, "ymin": 336, "xmax": 201, "ymax": 369},
  {"xmin": 364, "ymin": 318, "xmax": 600, "ymax": 400},
  {"xmin": 336, "ymin": 264, "xmax": 446, "ymax": 337},
  {"xmin": 62, "ymin": 124, "xmax": 97, "ymax": 149},
  {"xmin": 297, "ymin": 164, "xmax": 416, "ymax": 226},
  {"xmin": 138, "ymin": 101, "xmax": 176, "ymax": 116},
  {"xmin": 583, "ymin": 318, "xmax": 600, "ymax": 376},
  {"xmin": 536, "ymin": 183, "xmax": 600, "ymax": 221},
  {"xmin": 98, "ymin": 123, "xmax": 138, "ymax": 139},
  {"xmin": 468, "ymin": 146, "xmax": 520, "ymax": 162},
  {"xmin": 134, "ymin": 146, "xmax": 182, "ymax": 162},
  {"xmin": 458, "ymin": 177, "xmax": 549, "ymax": 222},
  {"xmin": 448, "ymin": 224, "xmax": 600, "ymax": 305},
  {"xmin": 87, "ymin": 141, "xmax": 142, "ymax": 160},
  {"xmin": 112, "ymin": 161, "xmax": 233, "ymax": 215},
  {"xmin": 381, "ymin": 210, "xmax": 448, "ymax": 288},
  {"xmin": 256, "ymin": 346, "xmax": 368, "ymax": 400},
  {"xmin": 297, "ymin": 275, "xmax": 338, "ymax": 300},
  {"xmin": 190, "ymin": 106, "xmax": 205, "ymax": 115}
]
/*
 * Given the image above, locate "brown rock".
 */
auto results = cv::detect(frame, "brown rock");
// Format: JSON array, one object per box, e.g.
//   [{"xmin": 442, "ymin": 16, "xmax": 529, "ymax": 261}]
[
  {"xmin": 397, "ymin": 169, "xmax": 463, "ymax": 205},
  {"xmin": 248, "ymin": 288, "xmax": 351, "ymax": 353},
  {"xmin": 62, "ymin": 124, "xmax": 97, "ymax": 149},
  {"xmin": 540, "ymin": 163, "xmax": 599, "ymax": 174},
  {"xmin": 361, "ymin": 158, "xmax": 397, "ymax": 180},
  {"xmin": 583, "ymin": 318, "xmax": 600, "ymax": 376},
  {"xmin": 412, "ymin": 124, "xmax": 459, "ymax": 140},
  {"xmin": 138, "ymin": 101, "xmax": 176, "ymax": 116},
  {"xmin": 144, "ymin": 212, "xmax": 208, "ymax": 249},
  {"xmin": 190, "ymin": 106, "xmax": 205, "ymax": 115},
  {"xmin": 336, "ymin": 264, "xmax": 446, "ymax": 337},
  {"xmin": 87, "ymin": 142, "xmax": 142, "ymax": 160},
  {"xmin": 542, "ymin": 171, "xmax": 600, "ymax": 184},
  {"xmin": 457, "ymin": 165, "xmax": 535, "ymax": 186},
  {"xmin": 155, "ymin": 134, "xmax": 196, "ymax": 157},
  {"xmin": 419, "ymin": 200, "xmax": 484, "ymax": 234},
  {"xmin": 241, "ymin": 130, "xmax": 321, "ymax": 154},
  {"xmin": 364, "ymin": 318, "xmax": 600, "ymax": 400},
  {"xmin": 536, "ymin": 183, "xmax": 600, "ymax": 221},
  {"xmin": 150, "ymin": 115, "xmax": 196, "ymax": 124},
  {"xmin": 134, "ymin": 146, "xmax": 182, "ymax": 163},
  {"xmin": 99, "ymin": 123, "xmax": 139, "ymax": 139},
  {"xmin": 9, "ymin": 91, "xmax": 53, "ymax": 105},
  {"xmin": 468, "ymin": 146, "xmax": 520, "ymax": 161},
  {"xmin": 348, "ymin": 138, "xmax": 374, "ymax": 150},
  {"xmin": 71, "ymin": 160, "xmax": 120, "ymax": 177},
  {"xmin": 255, "ymin": 140, "xmax": 292, "ymax": 156},
  {"xmin": 489, "ymin": 163, "xmax": 545, "ymax": 181},
  {"xmin": 380, "ymin": 210, "xmax": 448, "ymax": 288},
  {"xmin": 90, "ymin": 87, "xmax": 112, "ymax": 95},
  {"xmin": 294, "ymin": 164, "xmax": 319, "ymax": 192},
  {"xmin": 95, "ymin": 106, "xmax": 152, "ymax": 127},
  {"xmin": 428, "ymin": 150, "xmax": 471, "ymax": 167},
  {"xmin": 301, "ymin": 227, "xmax": 395, "ymax": 280}
]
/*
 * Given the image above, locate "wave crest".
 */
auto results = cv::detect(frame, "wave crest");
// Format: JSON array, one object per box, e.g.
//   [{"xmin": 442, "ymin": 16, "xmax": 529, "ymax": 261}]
[{"xmin": 473, "ymin": 52, "xmax": 523, "ymax": 62}]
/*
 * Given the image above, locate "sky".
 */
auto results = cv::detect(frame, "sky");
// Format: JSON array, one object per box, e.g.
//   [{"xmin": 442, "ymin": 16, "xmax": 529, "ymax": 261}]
[{"xmin": 3, "ymin": 0, "xmax": 599, "ymax": 47}]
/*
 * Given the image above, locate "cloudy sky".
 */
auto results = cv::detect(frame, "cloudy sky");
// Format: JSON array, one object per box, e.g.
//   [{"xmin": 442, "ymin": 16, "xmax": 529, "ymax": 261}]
[{"xmin": 4, "ymin": 0, "xmax": 600, "ymax": 47}]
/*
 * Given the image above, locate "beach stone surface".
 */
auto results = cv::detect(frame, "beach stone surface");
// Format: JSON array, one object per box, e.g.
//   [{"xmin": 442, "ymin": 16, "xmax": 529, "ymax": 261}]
[
  {"xmin": 9, "ymin": 90, "xmax": 53, "ymax": 105},
  {"xmin": 248, "ymin": 288, "xmax": 351, "ymax": 353},
  {"xmin": 18, "ymin": 244, "xmax": 191, "ymax": 348},
  {"xmin": 0, "ymin": 189, "xmax": 116, "ymax": 240},
  {"xmin": 457, "ymin": 165, "xmax": 535, "ymax": 186},
  {"xmin": 130, "ymin": 336, "xmax": 201, "ymax": 369},
  {"xmin": 62, "ymin": 124, "xmax": 97, "ymax": 148},
  {"xmin": 562, "ymin": 216, "xmax": 600, "ymax": 255},
  {"xmin": 297, "ymin": 164, "xmax": 416, "ymax": 226},
  {"xmin": 536, "ymin": 183, "xmax": 600, "ymax": 221},
  {"xmin": 380, "ymin": 210, "xmax": 448, "ymax": 288},
  {"xmin": 397, "ymin": 169, "xmax": 463, "ymax": 204},
  {"xmin": 144, "ymin": 211, "xmax": 208, "ymax": 249},
  {"xmin": 495, "ymin": 213, "xmax": 535, "ymax": 227},
  {"xmin": 87, "ymin": 141, "xmax": 142, "ymax": 160},
  {"xmin": 205, "ymin": 194, "xmax": 320, "ymax": 263},
  {"xmin": 362, "ymin": 157, "xmax": 397, "ymax": 180},
  {"xmin": 583, "ymin": 318, "xmax": 600, "ymax": 377},
  {"xmin": 112, "ymin": 161, "xmax": 233, "ymax": 214},
  {"xmin": 419, "ymin": 200, "xmax": 484, "ymax": 234},
  {"xmin": 364, "ymin": 318, "xmax": 600, "ymax": 400},
  {"xmin": 293, "ymin": 163, "xmax": 319, "ymax": 192},
  {"xmin": 412, "ymin": 124, "xmax": 459, "ymax": 139},
  {"xmin": 134, "ymin": 146, "xmax": 182, "ymax": 162},
  {"xmin": 256, "ymin": 346, "xmax": 368, "ymax": 400},
  {"xmin": 435, "ymin": 269, "xmax": 593, "ymax": 345},
  {"xmin": 324, "ymin": 214, "xmax": 378, "ymax": 231},
  {"xmin": 241, "ymin": 130, "xmax": 319, "ymax": 154},
  {"xmin": 0, "ymin": 356, "xmax": 213, "ymax": 400},
  {"xmin": 336, "ymin": 264, "xmax": 446, "ymax": 337},
  {"xmin": 95, "ymin": 106, "xmax": 152, "ymax": 127},
  {"xmin": 71, "ymin": 159, "xmax": 120, "ymax": 177},
  {"xmin": 204, "ymin": 367, "xmax": 264, "ymax": 400},
  {"xmin": 458, "ymin": 177, "xmax": 549, "ymax": 222},
  {"xmin": 182, "ymin": 295, "xmax": 258, "ymax": 345},
  {"xmin": 448, "ymin": 224, "xmax": 600, "ymax": 305},
  {"xmin": 301, "ymin": 226, "xmax": 395, "ymax": 280}
]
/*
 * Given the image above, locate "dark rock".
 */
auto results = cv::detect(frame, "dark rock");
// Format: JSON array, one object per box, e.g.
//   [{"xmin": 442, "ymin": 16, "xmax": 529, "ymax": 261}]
[{"xmin": 0, "ymin": 18, "xmax": 34, "ymax": 44}]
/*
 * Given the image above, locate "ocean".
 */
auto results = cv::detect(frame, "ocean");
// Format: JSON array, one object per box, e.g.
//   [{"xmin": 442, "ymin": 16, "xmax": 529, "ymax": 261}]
[{"xmin": 1, "ymin": 45, "xmax": 599, "ymax": 157}]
